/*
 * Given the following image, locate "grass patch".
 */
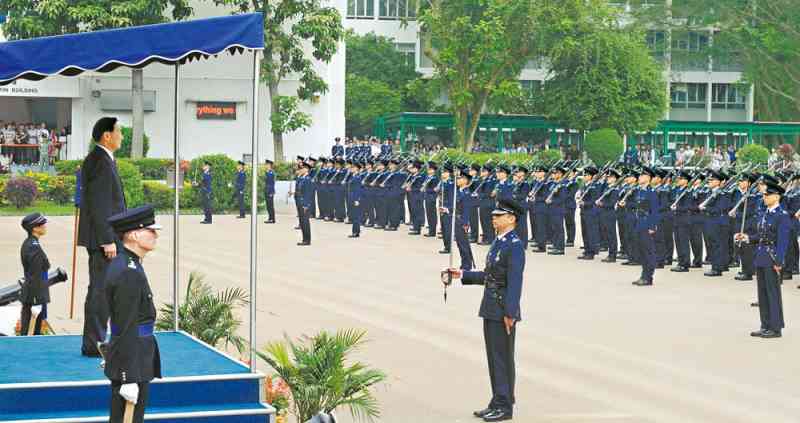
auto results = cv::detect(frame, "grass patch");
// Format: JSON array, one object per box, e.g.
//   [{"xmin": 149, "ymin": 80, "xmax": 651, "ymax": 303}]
[{"xmin": 0, "ymin": 200, "xmax": 76, "ymax": 216}]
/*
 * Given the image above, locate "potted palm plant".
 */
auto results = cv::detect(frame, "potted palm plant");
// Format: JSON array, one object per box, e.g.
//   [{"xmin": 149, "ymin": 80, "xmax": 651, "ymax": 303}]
[
  {"xmin": 156, "ymin": 271, "xmax": 249, "ymax": 353},
  {"xmin": 258, "ymin": 329, "xmax": 387, "ymax": 423}
]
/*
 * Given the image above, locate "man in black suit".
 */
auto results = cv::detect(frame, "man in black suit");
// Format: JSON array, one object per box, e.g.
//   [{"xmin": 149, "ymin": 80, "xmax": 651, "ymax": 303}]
[{"xmin": 78, "ymin": 117, "xmax": 127, "ymax": 357}]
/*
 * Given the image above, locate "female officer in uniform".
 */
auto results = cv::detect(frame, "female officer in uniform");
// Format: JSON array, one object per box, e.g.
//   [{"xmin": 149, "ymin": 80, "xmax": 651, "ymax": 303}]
[
  {"xmin": 20, "ymin": 212, "xmax": 51, "ymax": 335},
  {"xmin": 104, "ymin": 205, "xmax": 162, "ymax": 423}
]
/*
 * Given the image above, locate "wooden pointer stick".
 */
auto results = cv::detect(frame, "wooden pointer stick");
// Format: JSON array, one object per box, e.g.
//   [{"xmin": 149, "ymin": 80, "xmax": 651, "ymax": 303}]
[
  {"xmin": 96, "ymin": 342, "xmax": 137, "ymax": 423},
  {"xmin": 69, "ymin": 206, "xmax": 79, "ymax": 319}
]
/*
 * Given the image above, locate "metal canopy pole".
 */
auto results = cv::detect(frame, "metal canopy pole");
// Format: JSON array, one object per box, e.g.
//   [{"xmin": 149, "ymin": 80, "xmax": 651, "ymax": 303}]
[
  {"xmin": 249, "ymin": 51, "xmax": 261, "ymax": 372},
  {"xmin": 173, "ymin": 63, "xmax": 181, "ymax": 331}
]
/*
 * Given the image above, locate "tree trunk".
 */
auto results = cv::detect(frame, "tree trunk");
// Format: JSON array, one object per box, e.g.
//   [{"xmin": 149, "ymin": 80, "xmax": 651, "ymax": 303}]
[
  {"xmin": 268, "ymin": 82, "xmax": 285, "ymax": 161},
  {"xmin": 453, "ymin": 109, "xmax": 469, "ymax": 152},
  {"xmin": 131, "ymin": 68, "xmax": 145, "ymax": 158}
]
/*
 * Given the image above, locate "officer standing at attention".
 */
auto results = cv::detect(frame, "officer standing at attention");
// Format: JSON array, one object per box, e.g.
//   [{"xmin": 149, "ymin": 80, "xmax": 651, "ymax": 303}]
[
  {"xmin": 20, "ymin": 213, "xmax": 51, "ymax": 335},
  {"xmin": 511, "ymin": 166, "xmax": 531, "ymax": 251},
  {"xmin": 623, "ymin": 166, "xmax": 660, "ymax": 286},
  {"xmin": 263, "ymin": 159, "xmax": 276, "ymax": 224},
  {"xmin": 331, "ymin": 137, "xmax": 344, "ymax": 158},
  {"xmin": 423, "ymin": 162, "xmax": 440, "ymax": 238},
  {"xmin": 104, "ymin": 205, "xmax": 162, "ymax": 423},
  {"xmin": 347, "ymin": 161, "xmax": 365, "ymax": 238},
  {"xmin": 564, "ymin": 167, "xmax": 579, "ymax": 248},
  {"xmin": 296, "ymin": 161, "xmax": 313, "ymax": 245},
  {"xmin": 235, "ymin": 161, "xmax": 246, "ymax": 219},
  {"xmin": 439, "ymin": 164, "xmax": 455, "ymax": 254},
  {"xmin": 670, "ymin": 170, "xmax": 694, "ymax": 272},
  {"xmin": 546, "ymin": 166, "xmax": 568, "ymax": 255},
  {"xmin": 578, "ymin": 166, "xmax": 601, "ymax": 260},
  {"xmin": 407, "ymin": 160, "xmax": 426, "ymax": 235},
  {"xmin": 700, "ymin": 170, "xmax": 730, "ymax": 277},
  {"xmin": 444, "ymin": 198, "xmax": 526, "ymax": 422},
  {"xmin": 199, "ymin": 161, "xmax": 213, "ymax": 224},
  {"xmin": 735, "ymin": 180, "xmax": 789, "ymax": 338},
  {"xmin": 596, "ymin": 169, "xmax": 621, "ymax": 262},
  {"xmin": 454, "ymin": 167, "xmax": 476, "ymax": 269},
  {"xmin": 468, "ymin": 164, "xmax": 482, "ymax": 243},
  {"xmin": 478, "ymin": 164, "xmax": 497, "ymax": 245}
]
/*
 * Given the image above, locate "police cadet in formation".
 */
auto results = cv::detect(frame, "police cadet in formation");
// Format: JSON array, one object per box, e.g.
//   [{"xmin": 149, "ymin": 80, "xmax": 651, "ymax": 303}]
[
  {"xmin": 577, "ymin": 166, "xmax": 601, "ymax": 260},
  {"xmin": 735, "ymin": 180, "xmax": 789, "ymax": 338},
  {"xmin": 234, "ymin": 160, "xmax": 246, "ymax": 219},
  {"xmin": 782, "ymin": 173, "xmax": 800, "ymax": 280},
  {"xmin": 296, "ymin": 161, "xmax": 313, "ymax": 245},
  {"xmin": 362, "ymin": 160, "xmax": 378, "ymax": 227},
  {"xmin": 103, "ymin": 205, "xmax": 162, "ymax": 423},
  {"xmin": 688, "ymin": 172, "xmax": 708, "ymax": 268},
  {"xmin": 670, "ymin": 169, "xmax": 694, "ymax": 272},
  {"xmin": 406, "ymin": 160, "xmax": 426, "ymax": 235},
  {"xmin": 656, "ymin": 170, "xmax": 675, "ymax": 267},
  {"xmin": 373, "ymin": 160, "xmax": 392, "ymax": 229},
  {"xmin": 596, "ymin": 168, "xmax": 621, "ymax": 262},
  {"xmin": 624, "ymin": 166, "xmax": 661, "ymax": 286},
  {"xmin": 199, "ymin": 161, "xmax": 213, "ymax": 224},
  {"xmin": 564, "ymin": 168, "xmax": 579, "ymax": 247},
  {"xmin": 729, "ymin": 172, "xmax": 760, "ymax": 280},
  {"xmin": 291, "ymin": 156, "xmax": 305, "ymax": 228},
  {"xmin": 20, "ymin": 213, "xmax": 51, "ymax": 335},
  {"xmin": 478, "ymin": 163, "xmax": 498, "ymax": 244},
  {"xmin": 307, "ymin": 157, "xmax": 319, "ymax": 218},
  {"xmin": 263, "ymin": 159, "xmax": 276, "ymax": 224},
  {"xmin": 347, "ymin": 161, "xmax": 365, "ymax": 238},
  {"xmin": 438, "ymin": 164, "xmax": 455, "ymax": 254},
  {"xmin": 699, "ymin": 170, "xmax": 731, "ymax": 277},
  {"xmin": 423, "ymin": 162, "xmax": 440, "ymax": 237},
  {"xmin": 511, "ymin": 166, "xmax": 531, "ymax": 251},
  {"xmin": 454, "ymin": 167, "xmax": 477, "ymax": 269},
  {"xmin": 316, "ymin": 157, "xmax": 331, "ymax": 220},
  {"xmin": 445, "ymin": 198, "xmax": 526, "ymax": 422},
  {"xmin": 468, "ymin": 164, "xmax": 483, "ymax": 243},
  {"xmin": 617, "ymin": 169, "xmax": 640, "ymax": 265},
  {"xmin": 545, "ymin": 165, "xmax": 569, "ymax": 255},
  {"xmin": 386, "ymin": 159, "xmax": 407, "ymax": 230}
]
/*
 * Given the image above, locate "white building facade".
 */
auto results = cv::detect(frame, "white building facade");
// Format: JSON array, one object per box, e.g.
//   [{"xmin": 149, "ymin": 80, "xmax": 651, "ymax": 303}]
[{"xmin": 0, "ymin": 1, "xmax": 347, "ymax": 161}]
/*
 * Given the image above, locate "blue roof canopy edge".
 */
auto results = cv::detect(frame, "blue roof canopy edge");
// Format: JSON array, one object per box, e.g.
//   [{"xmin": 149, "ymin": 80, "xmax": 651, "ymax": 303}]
[{"xmin": 0, "ymin": 12, "xmax": 264, "ymax": 85}]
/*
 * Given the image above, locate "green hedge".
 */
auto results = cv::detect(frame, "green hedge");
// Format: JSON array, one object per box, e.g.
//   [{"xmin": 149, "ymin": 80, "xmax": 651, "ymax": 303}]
[
  {"xmin": 117, "ymin": 160, "xmax": 145, "ymax": 208},
  {"xmin": 429, "ymin": 148, "xmax": 562, "ymax": 165},
  {"xmin": 584, "ymin": 129, "xmax": 623, "ymax": 165},
  {"xmin": 134, "ymin": 158, "xmax": 173, "ymax": 179},
  {"xmin": 736, "ymin": 144, "xmax": 769, "ymax": 168},
  {"xmin": 142, "ymin": 181, "xmax": 200, "ymax": 210}
]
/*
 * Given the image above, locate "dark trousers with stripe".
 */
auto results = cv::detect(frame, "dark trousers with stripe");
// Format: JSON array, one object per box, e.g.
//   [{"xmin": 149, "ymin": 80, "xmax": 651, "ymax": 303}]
[
  {"xmin": 483, "ymin": 319, "xmax": 516, "ymax": 413},
  {"xmin": 674, "ymin": 215, "xmax": 691, "ymax": 267},
  {"xmin": 425, "ymin": 197, "xmax": 438, "ymax": 235},
  {"xmin": 756, "ymin": 265, "xmax": 784, "ymax": 331},
  {"xmin": 565, "ymin": 207, "xmax": 577, "ymax": 244}
]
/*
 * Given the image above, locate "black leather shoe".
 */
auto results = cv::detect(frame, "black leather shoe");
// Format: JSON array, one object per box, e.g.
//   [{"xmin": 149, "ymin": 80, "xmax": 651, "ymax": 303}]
[
  {"xmin": 577, "ymin": 255, "xmax": 594, "ymax": 260},
  {"xmin": 483, "ymin": 409, "xmax": 512, "ymax": 422},
  {"xmin": 703, "ymin": 260, "xmax": 711, "ymax": 265},
  {"xmin": 424, "ymin": 233, "xmax": 436, "ymax": 237},
  {"xmin": 632, "ymin": 279, "xmax": 653, "ymax": 286},
  {"xmin": 760, "ymin": 330, "xmax": 782, "ymax": 338},
  {"xmin": 408, "ymin": 231, "xmax": 421, "ymax": 235},
  {"xmin": 297, "ymin": 242, "xmax": 311, "ymax": 246},
  {"xmin": 385, "ymin": 227, "xmax": 398, "ymax": 231},
  {"xmin": 473, "ymin": 408, "xmax": 493, "ymax": 418},
  {"xmin": 729, "ymin": 262, "xmax": 739, "ymax": 268},
  {"xmin": 690, "ymin": 263, "xmax": 702, "ymax": 268},
  {"xmin": 348, "ymin": 234, "xmax": 359, "ymax": 238},
  {"xmin": 293, "ymin": 226, "xmax": 300, "ymax": 230},
  {"xmin": 264, "ymin": 220, "xmax": 275, "ymax": 224},
  {"xmin": 621, "ymin": 261, "xmax": 639, "ymax": 266},
  {"xmin": 375, "ymin": 225, "xmax": 385, "ymax": 229},
  {"xmin": 439, "ymin": 249, "xmax": 451, "ymax": 254},
  {"xmin": 600, "ymin": 247, "xmax": 608, "ymax": 252},
  {"xmin": 237, "ymin": 215, "xmax": 246, "ymax": 219},
  {"xmin": 601, "ymin": 256, "xmax": 616, "ymax": 263},
  {"xmin": 670, "ymin": 266, "xmax": 689, "ymax": 272},
  {"xmin": 750, "ymin": 329, "xmax": 765, "ymax": 337},
  {"xmin": 750, "ymin": 302, "xmax": 759, "ymax": 307},
  {"xmin": 735, "ymin": 273, "xmax": 753, "ymax": 281},
  {"xmin": 704, "ymin": 270, "xmax": 722, "ymax": 277},
  {"xmin": 548, "ymin": 249, "xmax": 565, "ymax": 255},
  {"xmin": 781, "ymin": 272, "xmax": 793, "ymax": 280},
  {"xmin": 565, "ymin": 242, "xmax": 574, "ymax": 247},
  {"xmin": 532, "ymin": 248, "xmax": 547, "ymax": 253}
]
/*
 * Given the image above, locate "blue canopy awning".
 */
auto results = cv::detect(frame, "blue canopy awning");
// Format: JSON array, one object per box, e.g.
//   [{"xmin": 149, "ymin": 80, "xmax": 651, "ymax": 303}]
[{"xmin": 0, "ymin": 13, "xmax": 264, "ymax": 85}]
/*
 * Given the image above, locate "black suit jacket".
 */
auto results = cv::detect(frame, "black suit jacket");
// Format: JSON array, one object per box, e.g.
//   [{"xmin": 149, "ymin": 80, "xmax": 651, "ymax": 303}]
[{"xmin": 78, "ymin": 146, "xmax": 127, "ymax": 250}]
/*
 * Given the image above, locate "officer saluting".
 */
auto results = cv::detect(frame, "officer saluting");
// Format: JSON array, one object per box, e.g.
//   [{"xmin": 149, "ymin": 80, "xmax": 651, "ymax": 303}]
[
  {"xmin": 444, "ymin": 199, "xmax": 526, "ymax": 422},
  {"xmin": 103, "ymin": 205, "xmax": 162, "ymax": 423},
  {"xmin": 735, "ymin": 180, "xmax": 789, "ymax": 338}
]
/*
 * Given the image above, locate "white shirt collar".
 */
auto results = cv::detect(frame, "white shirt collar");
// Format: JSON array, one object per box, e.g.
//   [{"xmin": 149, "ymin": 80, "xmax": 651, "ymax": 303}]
[
  {"xmin": 768, "ymin": 204, "xmax": 779, "ymax": 213},
  {"xmin": 97, "ymin": 144, "xmax": 115, "ymax": 162},
  {"xmin": 496, "ymin": 228, "xmax": 514, "ymax": 240}
]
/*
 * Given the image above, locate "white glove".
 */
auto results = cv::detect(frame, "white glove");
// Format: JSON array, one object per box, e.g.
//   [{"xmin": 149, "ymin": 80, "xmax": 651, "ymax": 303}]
[{"xmin": 119, "ymin": 383, "xmax": 139, "ymax": 404}]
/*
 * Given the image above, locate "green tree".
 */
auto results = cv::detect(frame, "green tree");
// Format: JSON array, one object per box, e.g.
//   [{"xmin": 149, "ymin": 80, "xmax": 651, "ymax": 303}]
[
  {"xmin": 210, "ymin": 0, "xmax": 344, "ymax": 161},
  {"xmin": 0, "ymin": 0, "xmax": 193, "ymax": 159},
  {"xmin": 418, "ymin": 0, "xmax": 557, "ymax": 152},
  {"xmin": 584, "ymin": 128, "xmax": 624, "ymax": 165},
  {"xmin": 258, "ymin": 329, "xmax": 387, "ymax": 423},
  {"xmin": 345, "ymin": 32, "xmax": 418, "ymax": 92},
  {"xmin": 346, "ymin": 75, "xmax": 404, "ymax": 135},
  {"xmin": 543, "ymin": 16, "xmax": 667, "ymax": 133},
  {"xmin": 736, "ymin": 144, "xmax": 769, "ymax": 168}
]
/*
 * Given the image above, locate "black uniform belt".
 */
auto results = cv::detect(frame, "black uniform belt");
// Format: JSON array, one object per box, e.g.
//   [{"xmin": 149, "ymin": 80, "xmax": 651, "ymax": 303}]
[
  {"xmin": 757, "ymin": 241, "xmax": 775, "ymax": 246},
  {"xmin": 111, "ymin": 322, "xmax": 154, "ymax": 337},
  {"xmin": 485, "ymin": 275, "xmax": 506, "ymax": 289}
]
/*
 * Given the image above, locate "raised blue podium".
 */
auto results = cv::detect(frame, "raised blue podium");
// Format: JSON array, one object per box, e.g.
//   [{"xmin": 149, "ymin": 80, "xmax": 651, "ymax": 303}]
[{"xmin": 0, "ymin": 331, "xmax": 274, "ymax": 422}]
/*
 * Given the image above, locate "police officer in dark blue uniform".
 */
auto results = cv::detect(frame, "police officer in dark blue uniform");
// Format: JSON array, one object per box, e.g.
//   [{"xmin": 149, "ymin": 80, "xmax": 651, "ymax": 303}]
[
  {"xmin": 296, "ymin": 162, "xmax": 314, "ymax": 245},
  {"xmin": 511, "ymin": 166, "xmax": 531, "ymax": 251},
  {"xmin": 20, "ymin": 213, "xmax": 51, "ymax": 335},
  {"xmin": 700, "ymin": 170, "xmax": 731, "ymax": 277},
  {"xmin": 104, "ymin": 205, "xmax": 162, "ymax": 423},
  {"xmin": 423, "ymin": 162, "xmax": 440, "ymax": 237},
  {"xmin": 670, "ymin": 170, "xmax": 694, "ymax": 272},
  {"xmin": 688, "ymin": 172, "xmax": 707, "ymax": 268},
  {"xmin": 439, "ymin": 164, "xmax": 455, "ymax": 254},
  {"xmin": 263, "ymin": 159, "xmax": 276, "ymax": 224},
  {"xmin": 407, "ymin": 160, "xmax": 426, "ymax": 235},
  {"xmin": 445, "ymin": 198, "xmax": 526, "ymax": 422},
  {"xmin": 546, "ymin": 165, "xmax": 569, "ymax": 255},
  {"xmin": 468, "ymin": 164, "xmax": 482, "ymax": 242},
  {"xmin": 348, "ymin": 161, "xmax": 365, "ymax": 238},
  {"xmin": 735, "ymin": 181, "xmax": 789, "ymax": 338},
  {"xmin": 454, "ymin": 168, "xmax": 476, "ymax": 269},
  {"xmin": 331, "ymin": 137, "xmax": 344, "ymax": 158},
  {"xmin": 597, "ymin": 169, "xmax": 621, "ymax": 262},
  {"xmin": 478, "ymin": 164, "xmax": 497, "ymax": 244},
  {"xmin": 730, "ymin": 173, "xmax": 759, "ymax": 280},
  {"xmin": 199, "ymin": 161, "xmax": 213, "ymax": 224},
  {"xmin": 626, "ymin": 166, "xmax": 660, "ymax": 286},
  {"xmin": 564, "ymin": 167, "xmax": 579, "ymax": 247},
  {"xmin": 234, "ymin": 161, "xmax": 246, "ymax": 218},
  {"xmin": 578, "ymin": 166, "xmax": 601, "ymax": 260},
  {"xmin": 656, "ymin": 170, "xmax": 675, "ymax": 267}
]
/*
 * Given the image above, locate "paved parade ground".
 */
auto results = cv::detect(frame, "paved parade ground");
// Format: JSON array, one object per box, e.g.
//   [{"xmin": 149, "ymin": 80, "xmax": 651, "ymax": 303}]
[{"xmin": 2, "ymin": 212, "xmax": 800, "ymax": 423}]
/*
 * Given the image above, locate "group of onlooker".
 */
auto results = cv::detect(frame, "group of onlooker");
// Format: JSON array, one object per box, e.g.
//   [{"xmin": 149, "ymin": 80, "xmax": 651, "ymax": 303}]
[{"xmin": 0, "ymin": 121, "xmax": 68, "ymax": 168}]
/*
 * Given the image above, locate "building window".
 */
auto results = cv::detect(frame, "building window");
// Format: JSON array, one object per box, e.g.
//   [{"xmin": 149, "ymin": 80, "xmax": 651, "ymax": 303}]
[
  {"xmin": 670, "ymin": 83, "xmax": 706, "ymax": 109},
  {"xmin": 712, "ymin": 83, "xmax": 746, "ymax": 110},
  {"xmin": 348, "ymin": 0, "xmax": 374, "ymax": 18},
  {"xmin": 379, "ymin": 0, "xmax": 416, "ymax": 19},
  {"xmin": 395, "ymin": 43, "xmax": 416, "ymax": 67},
  {"xmin": 646, "ymin": 30, "xmax": 666, "ymax": 62},
  {"xmin": 671, "ymin": 31, "xmax": 709, "ymax": 71}
]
